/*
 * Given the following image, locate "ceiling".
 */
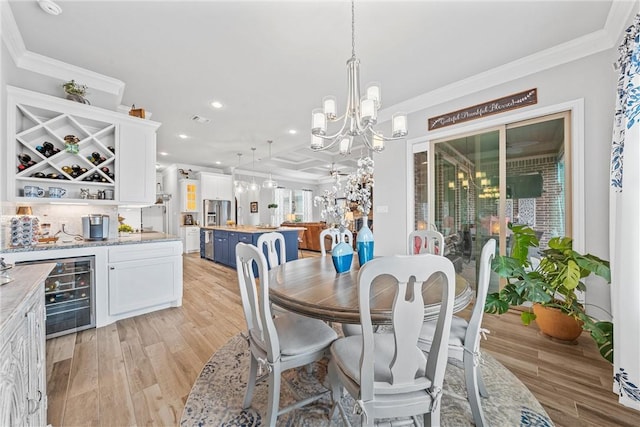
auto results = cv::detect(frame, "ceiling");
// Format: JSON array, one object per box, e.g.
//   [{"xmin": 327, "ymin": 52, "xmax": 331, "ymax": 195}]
[{"xmin": 6, "ymin": 0, "xmax": 620, "ymax": 183}]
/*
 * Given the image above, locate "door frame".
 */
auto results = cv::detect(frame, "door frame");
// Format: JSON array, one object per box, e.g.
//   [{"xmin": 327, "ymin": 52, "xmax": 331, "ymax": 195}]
[{"xmin": 406, "ymin": 98, "xmax": 585, "ymax": 252}]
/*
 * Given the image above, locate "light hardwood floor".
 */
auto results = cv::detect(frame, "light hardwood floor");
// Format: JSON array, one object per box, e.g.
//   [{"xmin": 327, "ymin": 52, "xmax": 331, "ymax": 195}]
[{"xmin": 46, "ymin": 252, "xmax": 639, "ymax": 426}]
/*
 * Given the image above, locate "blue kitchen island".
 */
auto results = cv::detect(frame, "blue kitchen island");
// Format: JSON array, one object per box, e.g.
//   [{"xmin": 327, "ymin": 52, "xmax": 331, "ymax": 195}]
[{"xmin": 200, "ymin": 226, "xmax": 304, "ymax": 269}]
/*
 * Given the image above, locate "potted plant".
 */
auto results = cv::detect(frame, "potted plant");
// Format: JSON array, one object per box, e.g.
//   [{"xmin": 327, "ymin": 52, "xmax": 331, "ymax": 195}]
[
  {"xmin": 62, "ymin": 80, "xmax": 90, "ymax": 104},
  {"xmin": 485, "ymin": 224, "xmax": 613, "ymax": 362}
]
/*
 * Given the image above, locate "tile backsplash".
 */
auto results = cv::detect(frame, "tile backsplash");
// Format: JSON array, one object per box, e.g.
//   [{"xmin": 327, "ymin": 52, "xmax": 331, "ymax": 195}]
[{"xmin": 1, "ymin": 202, "xmax": 125, "ymax": 248}]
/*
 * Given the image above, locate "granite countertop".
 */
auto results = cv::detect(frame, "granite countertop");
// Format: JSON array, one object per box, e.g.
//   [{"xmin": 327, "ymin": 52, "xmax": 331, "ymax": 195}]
[
  {"xmin": 1, "ymin": 263, "xmax": 55, "ymax": 330},
  {"xmin": 1, "ymin": 232, "xmax": 181, "ymax": 253},
  {"xmin": 200, "ymin": 225, "xmax": 306, "ymax": 232}
]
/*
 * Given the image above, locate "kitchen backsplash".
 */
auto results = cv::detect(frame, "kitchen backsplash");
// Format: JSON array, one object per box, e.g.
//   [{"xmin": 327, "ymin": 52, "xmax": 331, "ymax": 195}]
[{"xmin": 1, "ymin": 202, "xmax": 124, "ymax": 248}]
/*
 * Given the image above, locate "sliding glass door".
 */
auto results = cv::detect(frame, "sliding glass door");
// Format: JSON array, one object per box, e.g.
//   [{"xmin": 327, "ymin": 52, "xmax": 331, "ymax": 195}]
[{"xmin": 416, "ymin": 112, "xmax": 571, "ymax": 292}]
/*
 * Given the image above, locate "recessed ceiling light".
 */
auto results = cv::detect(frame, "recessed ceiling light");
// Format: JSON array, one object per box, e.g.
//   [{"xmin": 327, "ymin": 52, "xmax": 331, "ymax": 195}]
[
  {"xmin": 215, "ymin": 161, "xmax": 221, "ymax": 165},
  {"xmin": 38, "ymin": 0, "xmax": 62, "ymax": 15},
  {"xmin": 210, "ymin": 101, "xmax": 223, "ymax": 109},
  {"xmin": 288, "ymin": 129, "xmax": 297, "ymax": 135},
  {"xmin": 159, "ymin": 152, "xmax": 168, "ymax": 156},
  {"xmin": 178, "ymin": 134, "xmax": 188, "ymax": 139}
]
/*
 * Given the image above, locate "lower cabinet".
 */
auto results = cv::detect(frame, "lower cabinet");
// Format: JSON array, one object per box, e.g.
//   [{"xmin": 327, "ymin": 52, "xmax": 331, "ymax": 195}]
[
  {"xmin": 0, "ymin": 266, "xmax": 49, "ymax": 426},
  {"xmin": 212, "ymin": 230, "xmax": 297, "ymax": 270},
  {"xmin": 213, "ymin": 231, "xmax": 229, "ymax": 265},
  {"xmin": 108, "ymin": 241, "xmax": 183, "ymax": 316}
]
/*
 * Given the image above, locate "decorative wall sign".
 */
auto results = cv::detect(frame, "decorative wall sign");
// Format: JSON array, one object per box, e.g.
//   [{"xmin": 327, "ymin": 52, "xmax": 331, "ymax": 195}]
[
  {"xmin": 250, "ymin": 201, "xmax": 258, "ymax": 213},
  {"xmin": 428, "ymin": 88, "xmax": 537, "ymax": 130}
]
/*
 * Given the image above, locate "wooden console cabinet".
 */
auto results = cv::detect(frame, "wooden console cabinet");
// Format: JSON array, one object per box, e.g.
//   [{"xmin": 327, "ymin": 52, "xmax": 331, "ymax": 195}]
[{"xmin": 280, "ymin": 222, "xmax": 328, "ymax": 252}]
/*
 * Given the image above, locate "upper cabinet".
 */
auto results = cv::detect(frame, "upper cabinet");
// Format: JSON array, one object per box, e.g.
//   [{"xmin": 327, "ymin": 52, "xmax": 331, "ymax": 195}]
[
  {"xmin": 6, "ymin": 86, "xmax": 161, "ymax": 205},
  {"xmin": 198, "ymin": 171, "xmax": 232, "ymax": 201},
  {"xmin": 180, "ymin": 179, "xmax": 199, "ymax": 212},
  {"xmin": 118, "ymin": 123, "xmax": 157, "ymax": 205}
]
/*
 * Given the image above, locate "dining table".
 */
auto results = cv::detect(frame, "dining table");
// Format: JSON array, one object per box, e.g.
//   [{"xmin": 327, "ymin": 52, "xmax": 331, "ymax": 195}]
[{"xmin": 268, "ymin": 255, "xmax": 474, "ymax": 325}]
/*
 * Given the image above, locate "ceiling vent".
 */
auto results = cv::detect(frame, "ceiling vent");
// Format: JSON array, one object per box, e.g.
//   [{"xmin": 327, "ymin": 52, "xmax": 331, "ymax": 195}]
[{"xmin": 191, "ymin": 115, "xmax": 211, "ymax": 124}]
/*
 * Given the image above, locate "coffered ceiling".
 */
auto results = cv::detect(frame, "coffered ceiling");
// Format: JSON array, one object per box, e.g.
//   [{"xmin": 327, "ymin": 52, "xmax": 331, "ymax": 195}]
[{"xmin": 4, "ymin": 0, "xmax": 630, "ymax": 183}]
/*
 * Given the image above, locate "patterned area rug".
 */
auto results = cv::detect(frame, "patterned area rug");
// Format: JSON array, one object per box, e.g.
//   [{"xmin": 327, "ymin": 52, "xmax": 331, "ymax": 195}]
[{"xmin": 180, "ymin": 334, "xmax": 554, "ymax": 426}]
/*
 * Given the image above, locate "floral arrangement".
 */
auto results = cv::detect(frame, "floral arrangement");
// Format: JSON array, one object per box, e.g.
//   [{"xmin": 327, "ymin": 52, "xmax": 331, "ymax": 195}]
[
  {"xmin": 345, "ymin": 156, "xmax": 374, "ymax": 215},
  {"xmin": 314, "ymin": 178, "xmax": 349, "ymax": 229},
  {"xmin": 268, "ymin": 203, "xmax": 278, "ymax": 209}
]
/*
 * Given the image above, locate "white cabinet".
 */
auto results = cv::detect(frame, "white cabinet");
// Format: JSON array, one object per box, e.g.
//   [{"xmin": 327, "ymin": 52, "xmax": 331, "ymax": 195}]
[
  {"xmin": 0, "ymin": 264, "xmax": 50, "ymax": 427},
  {"xmin": 117, "ymin": 123, "xmax": 157, "ymax": 205},
  {"xmin": 199, "ymin": 172, "xmax": 232, "ymax": 201},
  {"xmin": 108, "ymin": 241, "xmax": 183, "ymax": 316},
  {"xmin": 181, "ymin": 226, "xmax": 200, "ymax": 254},
  {"xmin": 5, "ymin": 86, "xmax": 160, "ymax": 205},
  {"xmin": 180, "ymin": 179, "xmax": 199, "ymax": 212}
]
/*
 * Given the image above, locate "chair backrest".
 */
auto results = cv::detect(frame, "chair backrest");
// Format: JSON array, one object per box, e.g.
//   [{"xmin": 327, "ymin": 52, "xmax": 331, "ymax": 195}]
[
  {"xmin": 357, "ymin": 254, "xmax": 456, "ymax": 402},
  {"xmin": 465, "ymin": 238, "xmax": 496, "ymax": 351},
  {"xmin": 408, "ymin": 230, "xmax": 445, "ymax": 255},
  {"xmin": 256, "ymin": 232, "xmax": 286, "ymax": 269},
  {"xmin": 235, "ymin": 242, "xmax": 279, "ymax": 361},
  {"xmin": 319, "ymin": 228, "xmax": 353, "ymax": 256}
]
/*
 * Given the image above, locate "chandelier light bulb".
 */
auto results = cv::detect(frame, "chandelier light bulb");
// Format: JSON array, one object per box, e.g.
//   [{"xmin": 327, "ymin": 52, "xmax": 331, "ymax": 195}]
[
  {"xmin": 311, "ymin": 135, "xmax": 324, "ymax": 150},
  {"xmin": 372, "ymin": 134, "xmax": 384, "ymax": 151},
  {"xmin": 323, "ymin": 96, "xmax": 337, "ymax": 120},
  {"xmin": 366, "ymin": 83, "xmax": 381, "ymax": 108},
  {"xmin": 339, "ymin": 137, "xmax": 351, "ymax": 155},
  {"xmin": 392, "ymin": 113, "xmax": 408, "ymax": 137}
]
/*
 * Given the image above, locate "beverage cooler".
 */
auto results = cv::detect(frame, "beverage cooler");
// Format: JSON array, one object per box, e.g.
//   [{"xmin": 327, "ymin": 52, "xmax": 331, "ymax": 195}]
[{"xmin": 18, "ymin": 256, "xmax": 95, "ymax": 338}]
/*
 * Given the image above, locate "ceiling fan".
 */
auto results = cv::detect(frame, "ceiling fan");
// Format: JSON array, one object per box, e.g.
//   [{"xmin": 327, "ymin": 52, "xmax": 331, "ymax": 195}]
[{"xmin": 328, "ymin": 162, "xmax": 349, "ymax": 177}]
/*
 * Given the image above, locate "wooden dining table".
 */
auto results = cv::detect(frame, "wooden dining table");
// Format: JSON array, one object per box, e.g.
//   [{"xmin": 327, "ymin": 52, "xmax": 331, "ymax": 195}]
[{"xmin": 268, "ymin": 256, "xmax": 474, "ymax": 325}]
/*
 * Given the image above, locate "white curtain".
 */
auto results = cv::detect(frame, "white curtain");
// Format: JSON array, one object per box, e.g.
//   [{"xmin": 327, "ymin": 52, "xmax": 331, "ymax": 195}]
[
  {"xmin": 302, "ymin": 189, "xmax": 313, "ymax": 222},
  {"xmin": 609, "ymin": 14, "xmax": 640, "ymax": 410}
]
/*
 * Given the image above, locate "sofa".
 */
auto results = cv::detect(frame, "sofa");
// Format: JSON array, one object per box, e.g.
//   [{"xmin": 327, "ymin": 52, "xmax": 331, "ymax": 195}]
[{"xmin": 280, "ymin": 222, "xmax": 328, "ymax": 252}]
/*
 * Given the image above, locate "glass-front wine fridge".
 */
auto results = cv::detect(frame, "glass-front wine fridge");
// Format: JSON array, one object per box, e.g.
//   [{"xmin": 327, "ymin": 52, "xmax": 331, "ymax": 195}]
[{"xmin": 18, "ymin": 256, "xmax": 95, "ymax": 338}]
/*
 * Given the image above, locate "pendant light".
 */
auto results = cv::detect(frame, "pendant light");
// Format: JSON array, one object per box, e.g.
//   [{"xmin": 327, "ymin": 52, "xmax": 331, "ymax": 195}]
[
  {"xmin": 234, "ymin": 153, "xmax": 247, "ymax": 194},
  {"xmin": 262, "ymin": 140, "xmax": 278, "ymax": 189},
  {"xmin": 249, "ymin": 147, "xmax": 259, "ymax": 191}
]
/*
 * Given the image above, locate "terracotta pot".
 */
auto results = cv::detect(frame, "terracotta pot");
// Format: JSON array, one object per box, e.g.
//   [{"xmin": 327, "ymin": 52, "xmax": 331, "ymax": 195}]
[{"xmin": 532, "ymin": 303, "xmax": 584, "ymax": 341}]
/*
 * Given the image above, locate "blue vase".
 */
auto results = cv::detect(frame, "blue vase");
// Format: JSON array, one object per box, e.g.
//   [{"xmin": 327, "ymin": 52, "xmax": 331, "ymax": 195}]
[
  {"xmin": 331, "ymin": 241, "xmax": 353, "ymax": 273},
  {"xmin": 356, "ymin": 217, "xmax": 374, "ymax": 266}
]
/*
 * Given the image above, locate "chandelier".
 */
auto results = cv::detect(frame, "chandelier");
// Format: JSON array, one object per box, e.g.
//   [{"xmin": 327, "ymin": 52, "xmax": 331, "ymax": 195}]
[
  {"xmin": 262, "ymin": 140, "xmax": 278, "ymax": 189},
  {"xmin": 310, "ymin": 0, "xmax": 408, "ymax": 155}
]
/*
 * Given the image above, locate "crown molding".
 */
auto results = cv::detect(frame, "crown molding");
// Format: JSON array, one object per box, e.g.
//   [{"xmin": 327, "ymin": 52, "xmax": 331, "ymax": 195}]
[
  {"xmin": 1, "ymin": 2, "xmax": 125, "ymax": 102},
  {"xmin": 378, "ymin": 1, "xmax": 638, "ymax": 123}
]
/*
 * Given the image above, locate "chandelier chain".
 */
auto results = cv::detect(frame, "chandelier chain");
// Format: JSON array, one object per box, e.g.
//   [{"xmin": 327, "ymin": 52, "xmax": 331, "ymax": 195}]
[{"xmin": 351, "ymin": 0, "xmax": 356, "ymax": 58}]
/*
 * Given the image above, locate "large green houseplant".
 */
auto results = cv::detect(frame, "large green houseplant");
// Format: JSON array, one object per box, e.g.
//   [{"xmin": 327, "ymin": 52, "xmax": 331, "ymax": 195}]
[{"xmin": 485, "ymin": 224, "xmax": 613, "ymax": 362}]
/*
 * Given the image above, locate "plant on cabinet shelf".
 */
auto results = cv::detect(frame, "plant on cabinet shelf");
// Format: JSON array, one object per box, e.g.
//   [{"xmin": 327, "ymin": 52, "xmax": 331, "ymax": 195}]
[{"xmin": 62, "ymin": 80, "xmax": 90, "ymax": 104}]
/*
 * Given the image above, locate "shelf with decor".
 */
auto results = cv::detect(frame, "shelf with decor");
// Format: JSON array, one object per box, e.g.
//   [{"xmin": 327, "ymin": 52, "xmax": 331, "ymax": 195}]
[{"xmin": 7, "ymin": 86, "xmax": 161, "ymax": 204}]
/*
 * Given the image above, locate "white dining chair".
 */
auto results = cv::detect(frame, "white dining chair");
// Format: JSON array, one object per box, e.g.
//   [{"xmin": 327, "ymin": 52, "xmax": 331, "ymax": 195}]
[
  {"xmin": 328, "ymin": 254, "xmax": 456, "ymax": 426},
  {"xmin": 408, "ymin": 229, "xmax": 445, "ymax": 255},
  {"xmin": 417, "ymin": 238, "xmax": 496, "ymax": 427},
  {"xmin": 319, "ymin": 227, "xmax": 353, "ymax": 256},
  {"xmin": 235, "ymin": 243, "xmax": 338, "ymax": 425},
  {"xmin": 256, "ymin": 232, "xmax": 286, "ymax": 269}
]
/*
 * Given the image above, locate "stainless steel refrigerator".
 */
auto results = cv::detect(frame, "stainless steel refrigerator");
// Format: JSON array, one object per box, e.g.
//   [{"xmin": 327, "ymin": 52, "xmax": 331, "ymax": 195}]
[{"xmin": 203, "ymin": 200, "xmax": 231, "ymax": 226}]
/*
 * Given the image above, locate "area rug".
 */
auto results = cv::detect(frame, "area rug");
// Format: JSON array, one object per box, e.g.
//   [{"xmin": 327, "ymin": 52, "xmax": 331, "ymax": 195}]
[{"xmin": 180, "ymin": 334, "xmax": 554, "ymax": 426}]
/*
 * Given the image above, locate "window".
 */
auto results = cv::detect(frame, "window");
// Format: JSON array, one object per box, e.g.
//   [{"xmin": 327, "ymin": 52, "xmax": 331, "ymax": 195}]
[{"xmin": 274, "ymin": 188, "xmax": 313, "ymax": 224}]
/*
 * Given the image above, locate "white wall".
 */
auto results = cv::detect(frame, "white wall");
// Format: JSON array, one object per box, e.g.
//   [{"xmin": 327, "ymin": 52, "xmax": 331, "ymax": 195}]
[{"xmin": 374, "ymin": 48, "xmax": 617, "ymax": 319}]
